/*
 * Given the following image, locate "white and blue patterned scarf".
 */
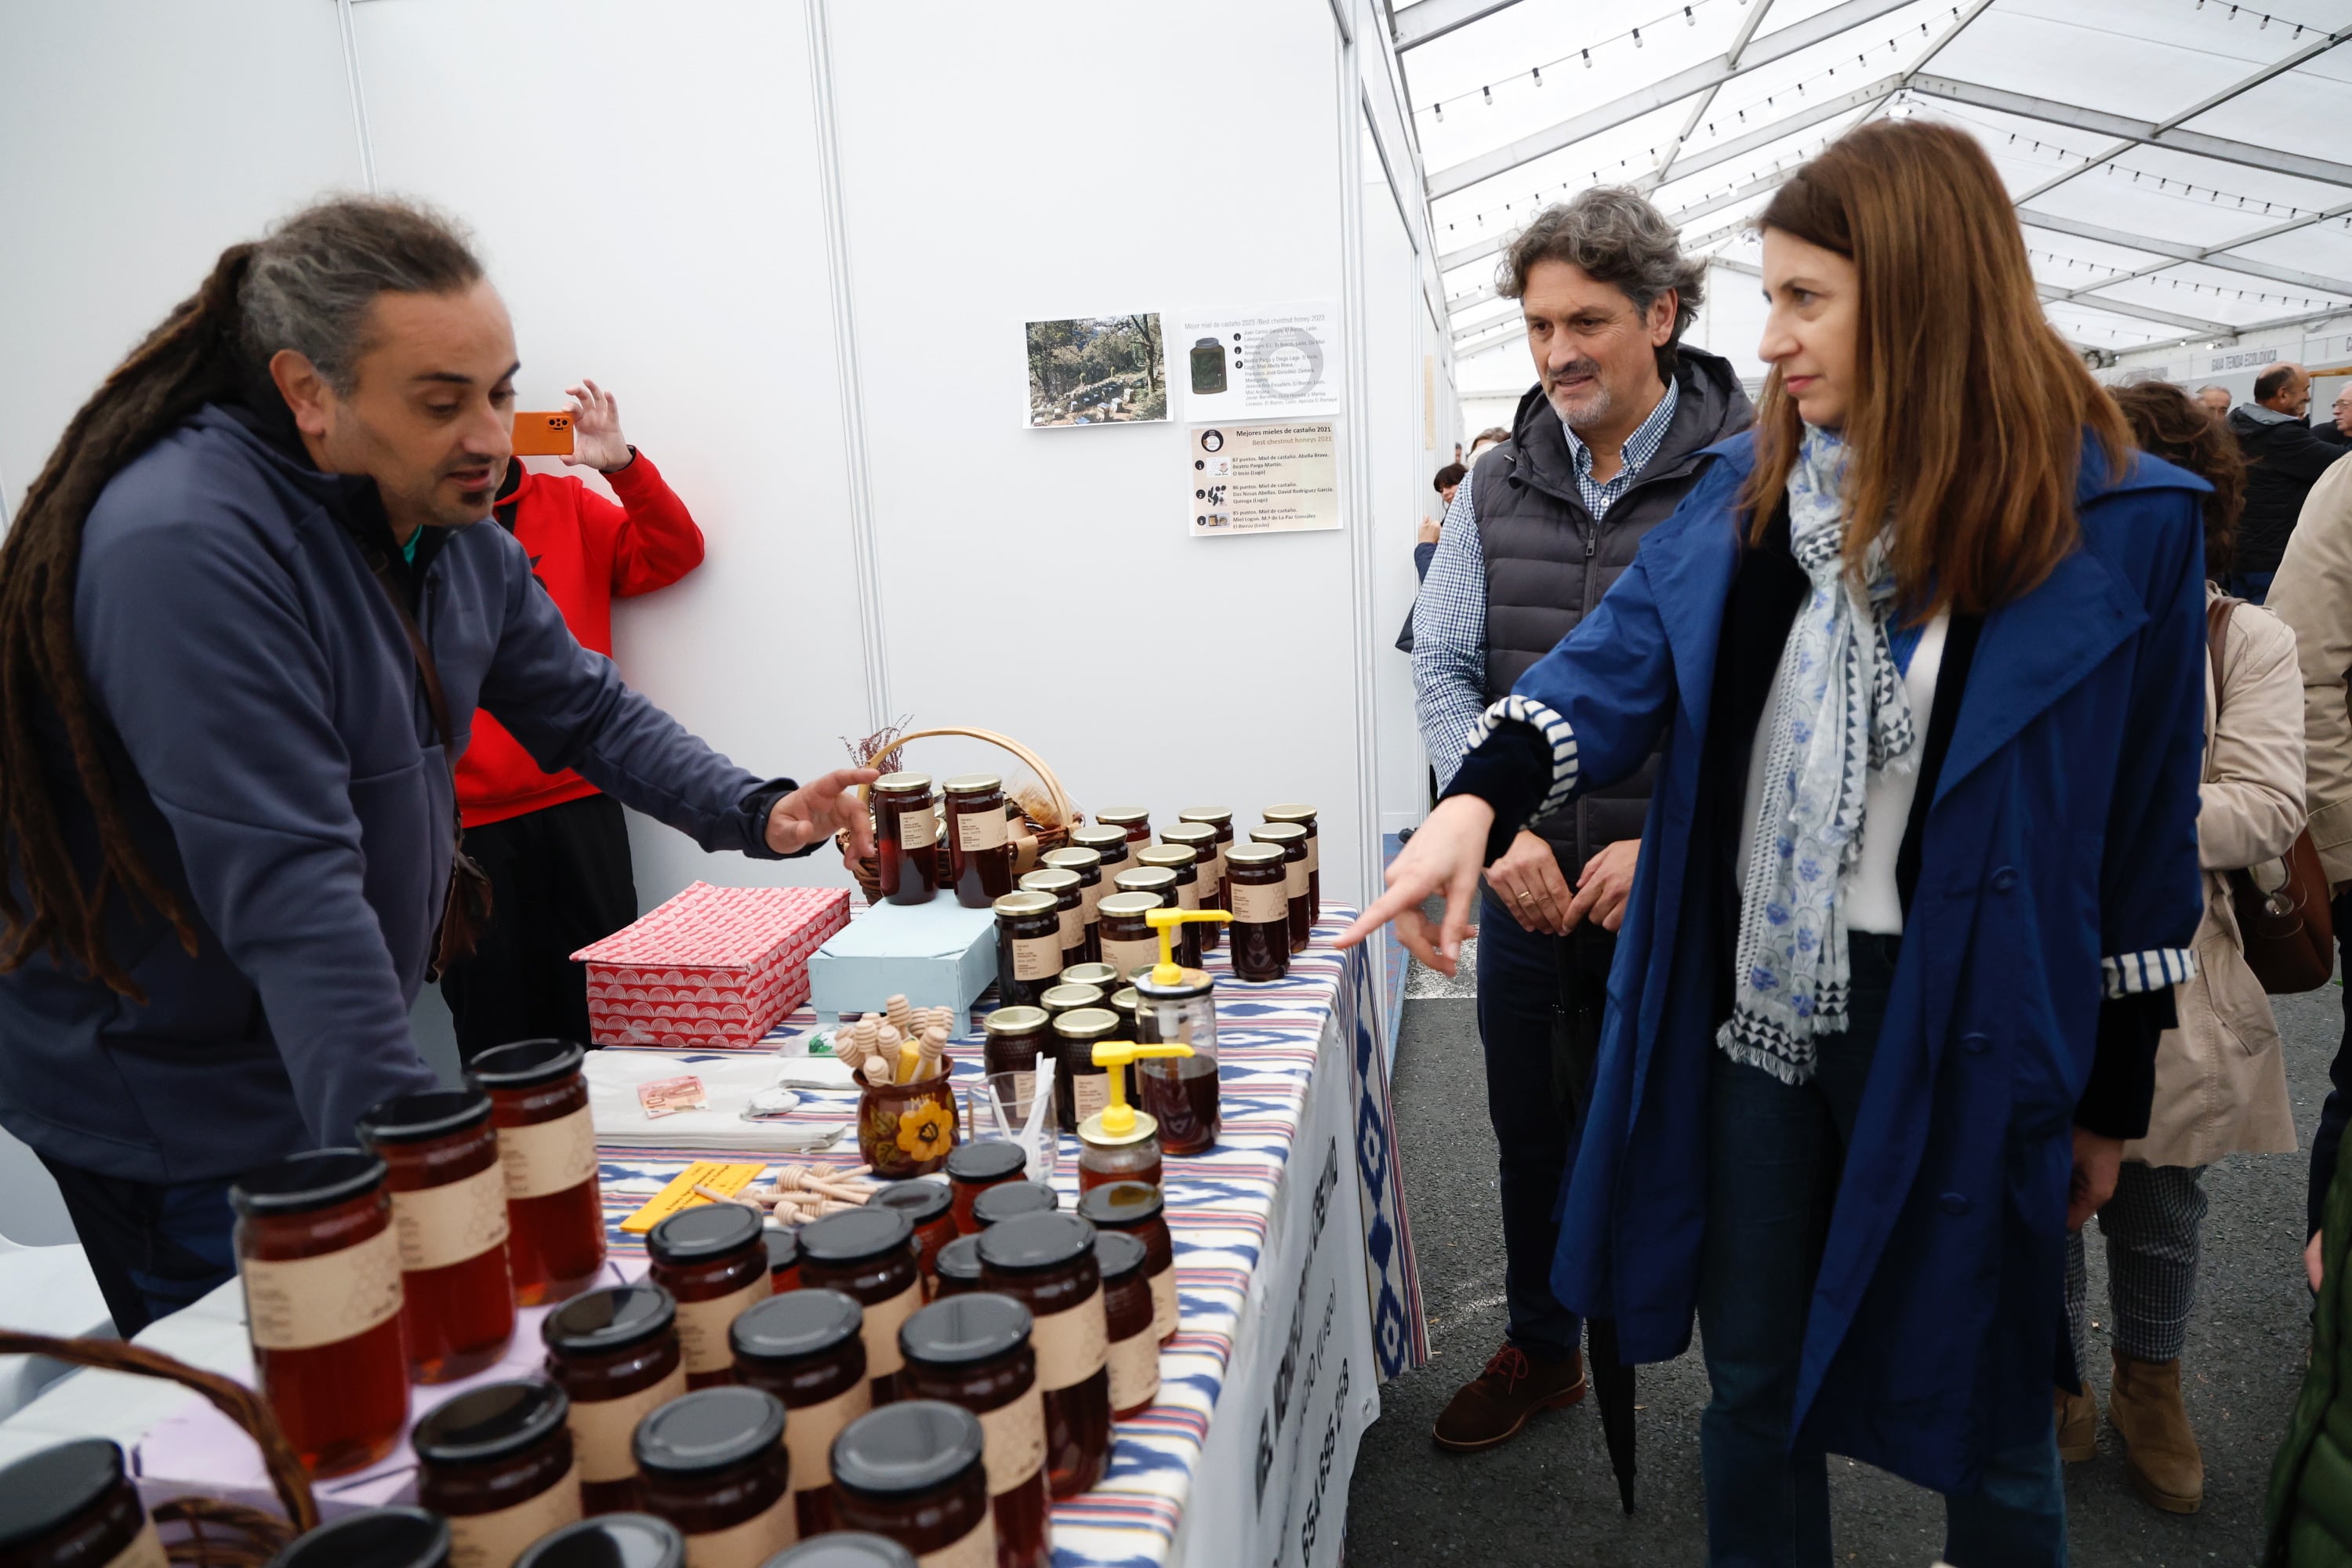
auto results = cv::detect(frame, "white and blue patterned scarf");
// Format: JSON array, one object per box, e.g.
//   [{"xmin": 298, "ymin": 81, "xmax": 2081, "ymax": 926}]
[{"xmin": 1717, "ymin": 427, "xmax": 1918, "ymax": 1086}]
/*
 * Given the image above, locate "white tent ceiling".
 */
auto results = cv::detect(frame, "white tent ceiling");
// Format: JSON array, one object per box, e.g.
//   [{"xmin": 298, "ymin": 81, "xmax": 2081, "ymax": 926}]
[{"xmin": 1396, "ymin": 0, "xmax": 2352, "ymax": 365}]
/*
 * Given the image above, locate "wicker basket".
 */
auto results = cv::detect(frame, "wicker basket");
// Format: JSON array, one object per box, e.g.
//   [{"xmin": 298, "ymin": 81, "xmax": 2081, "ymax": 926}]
[
  {"xmin": 0, "ymin": 1330, "xmax": 317, "ymax": 1565},
  {"xmin": 837, "ymin": 726, "xmax": 1080, "ymax": 902}
]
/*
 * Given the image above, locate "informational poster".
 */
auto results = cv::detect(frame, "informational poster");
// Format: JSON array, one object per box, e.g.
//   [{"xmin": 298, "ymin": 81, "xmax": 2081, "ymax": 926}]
[
  {"xmin": 1174, "ymin": 301, "xmax": 1341, "ymax": 421},
  {"xmin": 1189, "ymin": 422, "xmax": 1339, "ymax": 538}
]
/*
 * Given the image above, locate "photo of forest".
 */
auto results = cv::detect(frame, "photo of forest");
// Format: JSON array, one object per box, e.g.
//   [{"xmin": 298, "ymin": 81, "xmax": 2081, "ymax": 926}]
[{"xmin": 1024, "ymin": 313, "xmax": 1167, "ymax": 426}]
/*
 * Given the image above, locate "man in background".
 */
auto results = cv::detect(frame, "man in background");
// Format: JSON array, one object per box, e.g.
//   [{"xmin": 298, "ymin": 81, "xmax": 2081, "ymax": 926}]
[
  {"xmin": 2230, "ymin": 361, "xmax": 2343, "ymax": 602},
  {"xmin": 2196, "ymin": 385, "xmax": 2233, "ymax": 420},
  {"xmin": 1411, "ymin": 187, "xmax": 1752, "ymax": 1452},
  {"xmin": 439, "ymin": 377, "xmax": 709, "ymax": 1060},
  {"xmin": 2320, "ymin": 383, "xmax": 2352, "ymax": 448}
]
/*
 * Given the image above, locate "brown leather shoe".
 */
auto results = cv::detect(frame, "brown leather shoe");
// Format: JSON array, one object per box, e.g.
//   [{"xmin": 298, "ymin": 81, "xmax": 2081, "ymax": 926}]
[
  {"xmin": 1432, "ymin": 1342, "xmax": 1585, "ymax": 1452},
  {"xmin": 2107, "ymin": 1350, "xmax": 2203, "ymax": 1513},
  {"xmin": 2055, "ymin": 1381, "xmax": 2098, "ymax": 1462}
]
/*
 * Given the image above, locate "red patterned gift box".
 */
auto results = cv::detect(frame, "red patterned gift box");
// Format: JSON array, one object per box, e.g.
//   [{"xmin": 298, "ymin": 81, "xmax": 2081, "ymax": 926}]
[{"xmin": 572, "ymin": 883, "xmax": 852, "ymax": 1048}]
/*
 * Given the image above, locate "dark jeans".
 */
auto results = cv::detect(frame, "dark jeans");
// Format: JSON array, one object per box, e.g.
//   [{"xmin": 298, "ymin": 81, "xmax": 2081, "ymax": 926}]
[
  {"xmin": 2307, "ymin": 891, "xmax": 2352, "ymax": 1237},
  {"xmin": 1474, "ymin": 884, "xmax": 1610, "ymax": 1361},
  {"xmin": 440, "ymin": 792, "xmax": 638, "ymax": 1065},
  {"xmin": 38, "ymin": 1156, "xmax": 238, "ymax": 1337},
  {"xmin": 1696, "ymin": 933, "xmax": 2066, "ymax": 1566}
]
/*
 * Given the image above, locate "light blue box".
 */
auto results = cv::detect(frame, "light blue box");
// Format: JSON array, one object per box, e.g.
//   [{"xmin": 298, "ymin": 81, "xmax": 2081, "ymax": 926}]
[{"xmin": 806, "ymin": 898, "xmax": 999, "ymax": 1037}]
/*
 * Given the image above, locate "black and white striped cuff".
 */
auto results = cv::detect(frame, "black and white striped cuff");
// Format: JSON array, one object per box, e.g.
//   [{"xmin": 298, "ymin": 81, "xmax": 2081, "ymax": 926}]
[
  {"xmin": 1468, "ymin": 695, "xmax": 1578, "ymax": 822},
  {"xmin": 2101, "ymin": 947, "xmax": 2197, "ymax": 999}
]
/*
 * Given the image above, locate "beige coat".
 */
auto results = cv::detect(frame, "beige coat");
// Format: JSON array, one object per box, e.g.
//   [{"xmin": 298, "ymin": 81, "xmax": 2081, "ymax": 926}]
[
  {"xmin": 2125, "ymin": 590, "xmax": 2303, "ymax": 1168},
  {"xmin": 2270, "ymin": 453, "xmax": 2352, "ymax": 885}
]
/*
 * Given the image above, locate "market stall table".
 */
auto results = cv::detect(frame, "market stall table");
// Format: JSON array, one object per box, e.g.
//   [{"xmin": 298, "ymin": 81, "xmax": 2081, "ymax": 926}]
[{"xmin": 0, "ymin": 909, "xmax": 1421, "ymax": 1568}]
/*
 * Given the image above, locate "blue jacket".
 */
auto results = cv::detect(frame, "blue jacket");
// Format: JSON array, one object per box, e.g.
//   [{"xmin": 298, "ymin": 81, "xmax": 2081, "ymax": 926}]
[
  {"xmin": 0, "ymin": 404, "xmax": 786, "ymax": 1185},
  {"xmin": 1519, "ymin": 430, "xmax": 2207, "ymax": 1494}
]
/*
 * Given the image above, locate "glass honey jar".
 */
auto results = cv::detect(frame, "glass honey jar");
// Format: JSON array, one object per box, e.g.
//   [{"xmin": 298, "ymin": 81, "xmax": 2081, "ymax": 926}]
[
  {"xmin": 764, "ymin": 1537, "xmax": 913, "ymax": 1568},
  {"xmin": 1134, "ymin": 848, "xmax": 1203, "ymax": 967},
  {"xmin": 933, "ymin": 1236, "xmax": 983, "ymax": 1299},
  {"xmin": 542, "ymin": 1283, "xmax": 688, "ymax": 1517},
  {"xmin": 868, "ymin": 1182, "xmax": 956, "ymax": 1294},
  {"xmin": 989, "ymin": 892, "xmax": 1062, "ymax": 1011},
  {"xmin": 1075, "ymin": 1184, "xmax": 1177, "ymax": 1345},
  {"xmin": 797, "ymin": 1208, "xmax": 924, "ymax": 1404},
  {"xmin": 1056, "ymin": 963, "xmax": 1118, "ymax": 996},
  {"xmin": 873, "ymin": 773, "xmax": 941, "ymax": 906},
  {"xmin": 974, "ymin": 1214, "xmax": 1109, "ymax": 1499},
  {"xmin": 269, "ymin": 1508, "xmax": 450, "ymax": 1568},
  {"xmin": 1093, "ymin": 808, "xmax": 1152, "ymax": 862},
  {"xmin": 942, "ymin": 775, "xmax": 1014, "ymax": 909},
  {"xmin": 1247, "ymin": 824, "xmax": 1312, "ymax": 953},
  {"xmin": 1015, "ymin": 869, "xmax": 1086, "ymax": 971},
  {"xmin": 1131, "ymin": 966, "xmax": 1218, "ymax": 1157},
  {"xmin": 978, "ymin": 1006, "xmax": 1047, "ymax": 1131},
  {"xmin": 766, "ymin": 1230, "xmax": 802, "ymax": 1293},
  {"xmin": 1067, "ymin": 826, "xmax": 1131, "ymax": 893},
  {"xmin": 1036, "ymin": 850, "xmax": 1104, "ymax": 963},
  {"xmin": 1094, "ymin": 892, "xmax": 1162, "ymax": 998},
  {"xmin": 1107, "ymin": 988, "xmax": 1139, "ymax": 1051},
  {"xmin": 648, "ymin": 1205, "xmax": 772, "ymax": 1389},
  {"xmin": 512, "ymin": 1516, "xmax": 681, "ymax": 1568},
  {"xmin": 412, "ymin": 1380, "xmax": 582, "ymax": 1568},
  {"xmin": 1160, "ymin": 823, "xmax": 1223, "ymax": 949},
  {"xmin": 1049, "ymin": 1007, "xmax": 1120, "ymax": 1135},
  {"xmin": 730, "ymin": 1289, "xmax": 872, "ymax": 1541},
  {"xmin": 0, "ymin": 1439, "xmax": 168, "ymax": 1568},
  {"xmin": 944, "ymin": 1142, "xmax": 1025, "ymax": 1236},
  {"xmin": 1222, "ymin": 844, "xmax": 1290, "ymax": 982},
  {"xmin": 1094, "ymin": 1232, "xmax": 1157, "ymax": 1419},
  {"xmin": 634, "ymin": 1387, "xmax": 797, "ymax": 1568},
  {"xmin": 1174, "ymin": 808, "xmax": 1234, "ymax": 902},
  {"xmin": 1261, "ymin": 804, "xmax": 1321, "ymax": 925},
  {"xmin": 231, "ymin": 1149, "xmax": 408, "ymax": 1477},
  {"xmin": 1036, "ymin": 983, "xmax": 1102, "ymax": 1027},
  {"xmin": 898, "ymin": 1297, "xmax": 1051, "ymax": 1568},
  {"xmin": 969, "ymin": 1182, "xmax": 1058, "ymax": 1229},
  {"xmin": 357, "ymin": 1088, "xmax": 516, "ymax": 1385},
  {"xmin": 829, "ymin": 1403, "xmax": 995, "ymax": 1568},
  {"xmin": 466, "ymin": 1039, "xmax": 605, "ymax": 1308}
]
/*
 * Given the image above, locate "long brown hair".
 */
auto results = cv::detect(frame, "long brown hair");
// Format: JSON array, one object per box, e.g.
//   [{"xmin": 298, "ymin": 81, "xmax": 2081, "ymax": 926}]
[
  {"xmin": 0, "ymin": 198, "xmax": 479, "ymax": 997},
  {"xmin": 2109, "ymin": 380, "xmax": 2245, "ymax": 575},
  {"xmin": 1737, "ymin": 120, "xmax": 2128, "ymax": 615}
]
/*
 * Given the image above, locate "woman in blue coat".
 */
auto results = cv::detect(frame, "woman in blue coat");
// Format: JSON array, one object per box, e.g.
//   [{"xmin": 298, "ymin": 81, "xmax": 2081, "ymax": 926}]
[{"xmin": 1345, "ymin": 122, "xmax": 2207, "ymax": 1564}]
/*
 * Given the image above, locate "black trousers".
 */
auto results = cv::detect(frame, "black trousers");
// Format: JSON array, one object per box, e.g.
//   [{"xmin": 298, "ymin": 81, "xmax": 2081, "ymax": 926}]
[
  {"xmin": 1474, "ymin": 884, "xmax": 1613, "ymax": 1360},
  {"xmin": 38, "ymin": 1155, "xmax": 239, "ymax": 1337},
  {"xmin": 440, "ymin": 793, "xmax": 638, "ymax": 1065}
]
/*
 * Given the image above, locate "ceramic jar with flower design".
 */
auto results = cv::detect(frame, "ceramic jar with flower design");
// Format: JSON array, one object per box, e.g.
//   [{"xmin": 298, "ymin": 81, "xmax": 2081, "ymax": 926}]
[{"xmin": 858, "ymin": 1070, "xmax": 959, "ymax": 1178}]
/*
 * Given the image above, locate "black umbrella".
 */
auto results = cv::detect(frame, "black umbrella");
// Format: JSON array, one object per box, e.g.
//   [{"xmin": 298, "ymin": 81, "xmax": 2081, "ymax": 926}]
[{"xmin": 1585, "ymin": 1315, "xmax": 1639, "ymax": 1513}]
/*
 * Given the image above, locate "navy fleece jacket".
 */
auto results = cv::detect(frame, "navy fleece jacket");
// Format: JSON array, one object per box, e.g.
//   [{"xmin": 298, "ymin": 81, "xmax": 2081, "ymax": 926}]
[{"xmin": 0, "ymin": 402, "xmax": 793, "ymax": 1184}]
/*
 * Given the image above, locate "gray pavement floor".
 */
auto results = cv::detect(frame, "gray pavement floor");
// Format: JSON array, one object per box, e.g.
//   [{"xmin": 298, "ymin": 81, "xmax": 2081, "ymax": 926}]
[{"xmin": 1343, "ymin": 975, "xmax": 2341, "ymax": 1566}]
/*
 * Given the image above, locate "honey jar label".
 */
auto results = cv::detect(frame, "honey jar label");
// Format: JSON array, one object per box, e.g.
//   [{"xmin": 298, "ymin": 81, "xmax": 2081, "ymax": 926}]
[
  {"xmin": 1301, "ymin": 833, "xmax": 1319, "ymax": 873},
  {"xmin": 1149, "ymin": 1267, "xmax": 1179, "ymax": 1342},
  {"xmin": 570, "ymin": 1363, "xmax": 688, "ymax": 1483},
  {"xmin": 1079, "ymin": 880, "xmax": 1105, "ymax": 920},
  {"xmin": 1010, "ymin": 935, "xmax": 1060, "ymax": 982},
  {"xmin": 1071, "ymin": 1070, "xmax": 1112, "ymax": 1125},
  {"xmin": 1284, "ymin": 860, "xmax": 1308, "ymax": 898},
  {"xmin": 1229, "ymin": 881, "xmax": 1287, "ymax": 926},
  {"xmin": 1107, "ymin": 1329, "xmax": 1160, "ymax": 1414},
  {"xmin": 497, "ymin": 1105, "xmax": 598, "ymax": 1200},
  {"xmin": 898, "ymin": 806, "xmax": 938, "ymax": 849},
  {"xmin": 1029, "ymin": 1291, "xmax": 1108, "ymax": 1390},
  {"xmin": 674, "ymin": 1276, "xmax": 770, "ymax": 1374},
  {"xmin": 784, "ymin": 1377, "xmax": 873, "ymax": 1494},
  {"xmin": 1102, "ymin": 938, "xmax": 1156, "ymax": 979},
  {"xmin": 862, "ymin": 1280, "xmax": 923, "ymax": 1377},
  {"xmin": 390, "ymin": 1163, "xmax": 510, "ymax": 1273},
  {"xmin": 445, "ymin": 1465, "xmax": 583, "ymax": 1568},
  {"xmin": 978, "ymin": 1384, "xmax": 1047, "ymax": 1494},
  {"xmin": 956, "ymin": 806, "xmax": 1008, "ymax": 853},
  {"xmin": 1058, "ymin": 906, "xmax": 1083, "ymax": 948},
  {"xmin": 1199, "ymin": 858, "xmax": 1224, "ymax": 897},
  {"xmin": 241, "ymin": 1223, "xmax": 403, "ymax": 1351},
  {"xmin": 1174, "ymin": 882, "xmax": 1200, "ymax": 910},
  {"xmin": 915, "ymin": 1517, "xmax": 996, "ymax": 1568},
  {"xmin": 683, "ymin": 1488, "xmax": 797, "ymax": 1568},
  {"xmin": 105, "ymin": 1518, "xmax": 169, "ymax": 1568}
]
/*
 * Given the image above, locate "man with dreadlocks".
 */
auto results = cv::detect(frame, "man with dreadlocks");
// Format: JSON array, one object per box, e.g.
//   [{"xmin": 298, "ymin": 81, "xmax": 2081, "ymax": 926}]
[{"xmin": 0, "ymin": 196, "xmax": 873, "ymax": 1334}]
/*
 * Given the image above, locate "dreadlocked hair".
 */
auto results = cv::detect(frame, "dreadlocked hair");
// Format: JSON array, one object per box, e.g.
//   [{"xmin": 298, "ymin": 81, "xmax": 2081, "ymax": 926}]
[{"xmin": 0, "ymin": 196, "xmax": 481, "ymax": 997}]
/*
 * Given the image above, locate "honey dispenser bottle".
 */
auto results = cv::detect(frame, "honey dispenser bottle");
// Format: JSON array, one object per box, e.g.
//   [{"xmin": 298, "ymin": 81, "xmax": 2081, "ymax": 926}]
[
  {"xmin": 1131, "ymin": 907, "xmax": 1231, "ymax": 1157},
  {"xmin": 1073, "ymin": 1041, "xmax": 1193, "ymax": 1194}
]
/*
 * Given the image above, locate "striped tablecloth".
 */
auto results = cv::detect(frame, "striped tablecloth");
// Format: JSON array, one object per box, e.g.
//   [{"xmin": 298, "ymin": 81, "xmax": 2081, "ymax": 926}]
[{"xmin": 598, "ymin": 908, "xmax": 1425, "ymax": 1566}]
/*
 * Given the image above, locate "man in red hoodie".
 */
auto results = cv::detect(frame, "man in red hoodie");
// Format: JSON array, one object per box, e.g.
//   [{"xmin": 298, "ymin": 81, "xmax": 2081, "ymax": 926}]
[{"xmin": 440, "ymin": 377, "xmax": 706, "ymax": 1060}]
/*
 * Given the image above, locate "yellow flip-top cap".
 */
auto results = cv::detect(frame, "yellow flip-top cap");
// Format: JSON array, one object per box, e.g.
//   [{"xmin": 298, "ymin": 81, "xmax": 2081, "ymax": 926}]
[
  {"xmin": 1087, "ymin": 1040, "xmax": 1192, "ymax": 1137},
  {"xmin": 1144, "ymin": 906, "xmax": 1236, "ymax": 984}
]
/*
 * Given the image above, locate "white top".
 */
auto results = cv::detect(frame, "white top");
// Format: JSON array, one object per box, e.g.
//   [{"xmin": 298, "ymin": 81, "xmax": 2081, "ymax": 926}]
[{"xmin": 1737, "ymin": 612, "xmax": 1950, "ymax": 936}]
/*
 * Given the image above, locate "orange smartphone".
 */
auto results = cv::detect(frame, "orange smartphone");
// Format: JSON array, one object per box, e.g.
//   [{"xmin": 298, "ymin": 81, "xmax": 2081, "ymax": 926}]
[{"xmin": 511, "ymin": 411, "xmax": 575, "ymax": 456}]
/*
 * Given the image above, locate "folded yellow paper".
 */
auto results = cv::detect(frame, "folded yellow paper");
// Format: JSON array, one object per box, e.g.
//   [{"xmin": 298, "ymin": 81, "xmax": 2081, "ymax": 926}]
[{"xmin": 619, "ymin": 1160, "xmax": 766, "ymax": 1234}]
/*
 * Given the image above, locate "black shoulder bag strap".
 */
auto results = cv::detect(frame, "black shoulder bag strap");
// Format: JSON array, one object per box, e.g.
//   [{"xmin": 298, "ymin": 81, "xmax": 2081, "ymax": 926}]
[{"xmin": 362, "ymin": 551, "xmax": 494, "ymax": 981}]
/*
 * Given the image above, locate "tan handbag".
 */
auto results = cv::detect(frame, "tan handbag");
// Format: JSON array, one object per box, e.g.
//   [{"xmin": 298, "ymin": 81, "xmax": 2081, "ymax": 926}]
[{"xmin": 2208, "ymin": 596, "xmax": 2335, "ymax": 993}]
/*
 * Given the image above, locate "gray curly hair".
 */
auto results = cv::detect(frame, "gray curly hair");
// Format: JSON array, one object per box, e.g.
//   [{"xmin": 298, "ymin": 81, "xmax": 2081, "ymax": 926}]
[
  {"xmin": 1497, "ymin": 187, "xmax": 1704, "ymax": 380},
  {"xmin": 240, "ymin": 196, "xmax": 484, "ymax": 394}
]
